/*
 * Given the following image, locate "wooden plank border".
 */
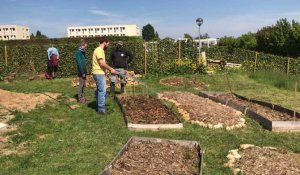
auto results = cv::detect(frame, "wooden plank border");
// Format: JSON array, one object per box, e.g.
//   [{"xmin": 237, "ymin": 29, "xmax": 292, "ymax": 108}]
[
  {"xmin": 99, "ymin": 136, "xmax": 204, "ymax": 175},
  {"xmin": 198, "ymin": 91, "xmax": 300, "ymax": 132},
  {"xmin": 115, "ymin": 95, "xmax": 183, "ymax": 131}
]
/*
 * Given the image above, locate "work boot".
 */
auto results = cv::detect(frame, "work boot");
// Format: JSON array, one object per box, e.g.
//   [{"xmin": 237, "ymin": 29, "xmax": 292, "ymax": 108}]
[
  {"xmin": 121, "ymin": 83, "xmax": 125, "ymax": 94},
  {"xmin": 110, "ymin": 82, "xmax": 115, "ymax": 96}
]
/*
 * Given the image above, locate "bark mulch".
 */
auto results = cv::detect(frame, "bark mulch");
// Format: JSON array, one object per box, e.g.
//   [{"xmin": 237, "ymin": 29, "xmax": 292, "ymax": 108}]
[
  {"xmin": 227, "ymin": 145, "xmax": 300, "ymax": 175},
  {"xmin": 160, "ymin": 76, "xmax": 207, "ymax": 90},
  {"xmin": 158, "ymin": 91, "xmax": 244, "ymax": 128},
  {"xmin": 119, "ymin": 95, "xmax": 180, "ymax": 124},
  {"xmin": 216, "ymin": 93, "xmax": 300, "ymax": 121},
  {"xmin": 111, "ymin": 140, "xmax": 199, "ymax": 175}
]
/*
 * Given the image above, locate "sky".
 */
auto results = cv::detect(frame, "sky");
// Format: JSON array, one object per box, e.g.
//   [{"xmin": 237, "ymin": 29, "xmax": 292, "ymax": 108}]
[{"xmin": 1, "ymin": 0, "xmax": 300, "ymax": 39}]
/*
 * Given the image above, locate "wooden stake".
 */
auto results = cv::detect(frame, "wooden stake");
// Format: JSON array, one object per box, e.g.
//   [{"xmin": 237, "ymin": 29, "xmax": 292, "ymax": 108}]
[
  {"xmin": 4, "ymin": 45, "xmax": 7, "ymax": 66},
  {"xmin": 294, "ymin": 81, "xmax": 298, "ymax": 121},
  {"xmin": 254, "ymin": 52, "xmax": 258, "ymax": 73},
  {"xmin": 287, "ymin": 58, "xmax": 290, "ymax": 75},
  {"xmin": 133, "ymin": 82, "xmax": 135, "ymax": 95},
  {"xmin": 178, "ymin": 40, "xmax": 181, "ymax": 59},
  {"xmin": 144, "ymin": 43, "xmax": 147, "ymax": 75},
  {"xmin": 226, "ymin": 74, "xmax": 233, "ymax": 95}
]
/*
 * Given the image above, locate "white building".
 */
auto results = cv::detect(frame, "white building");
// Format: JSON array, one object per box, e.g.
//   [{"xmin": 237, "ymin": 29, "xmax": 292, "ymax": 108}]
[
  {"xmin": 67, "ymin": 24, "xmax": 140, "ymax": 38},
  {"xmin": 179, "ymin": 38, "xmax": 219, "ymax": 48},
  {"xmin": 0, "ymin": 25, "xmax": 30, "ymax": 40},
  {"xmin": 194, "ymin": 38, "xmax": 219, "ymax": 47}
]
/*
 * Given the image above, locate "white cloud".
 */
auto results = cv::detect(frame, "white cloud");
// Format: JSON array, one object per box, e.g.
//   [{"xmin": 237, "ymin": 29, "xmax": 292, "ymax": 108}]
[{"xmin": 89, "ymin": 9, "xmax": 120, "ymax": 18}]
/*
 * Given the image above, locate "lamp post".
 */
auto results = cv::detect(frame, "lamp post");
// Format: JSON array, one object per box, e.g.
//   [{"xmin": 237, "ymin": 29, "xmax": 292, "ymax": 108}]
[{"xmin": 196, "ymin": 18, "xmax": 203, "ymax": 57}]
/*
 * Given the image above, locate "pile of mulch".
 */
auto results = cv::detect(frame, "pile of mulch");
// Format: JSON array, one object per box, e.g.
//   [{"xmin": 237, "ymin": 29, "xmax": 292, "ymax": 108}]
[
  {"xmin": 158, "ymin": 91, "xmax": 244, "ymax": 128},
  {"xmin": 0, "ymin": 89, "xmax": 61, "ymax": 113},
  {"xmin": 111, "ymin": 140, "xmax": 199, "ymax": 175},
  {"xmin": 2, "ymin": 73, "xmax": 17, "ymax": 83},
  {"xmin": 226, "ymin": 144, "xmax": 300, "ymax": 175},
  {"xmin": 216, "ymin": 93, "xmax": 300, "ymax": 121},
  {"xmin": 160, "ymin": 76, "xmax": 207, "ymax": 90},
  {"xmin": 118, "ymin": 95, "xmax": 180, "ymax": 124}
]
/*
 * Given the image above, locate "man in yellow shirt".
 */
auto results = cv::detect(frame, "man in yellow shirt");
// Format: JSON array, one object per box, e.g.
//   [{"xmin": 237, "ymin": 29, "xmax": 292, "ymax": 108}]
[{"xmin": 92, "ymin": 38, "xmax": 116, "ymax": 115}]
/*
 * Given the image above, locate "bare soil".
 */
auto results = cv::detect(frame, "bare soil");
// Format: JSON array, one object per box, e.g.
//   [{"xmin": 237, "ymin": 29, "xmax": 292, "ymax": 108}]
[
  {"xmin": 0, "ymin": 89, "xmax": 61, "ymax": 113},
  {"xmin": 235, "ymin": 146, "xmax": 300, "ymax": 175},
  {"xmin": 111, "ymin": 140, "xmax": 199, "ymax": 175},
  {"xmin": 118, "ymin": 95, "xmax": 180, "ymax": 124},
  {"xmin": 159, "ymin": 91, "xmax": 243, "ymax": 126},
  {"xmin": 216, "ymin": 93, "xmax": 300, "ymax": 121},
  {"xmin": 0, "ymin": 89, "xmax": 61, "ymax": 156},
  {"xmin": 160, "ymin": 76, "xmax": 207, "ymax": 90}
]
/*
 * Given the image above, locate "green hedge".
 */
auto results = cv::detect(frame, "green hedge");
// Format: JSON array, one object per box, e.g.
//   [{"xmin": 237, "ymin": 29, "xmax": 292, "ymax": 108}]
[
  {"xmin": 0, "ymin": 39, "xmax": 145, "ymax": 77},
  {"xmin": 2, "ymin": 38, "xmax": 298, "ymax": 78},
  {"xmin": 205, "ymin": 46, "xmax": 300, "ymax": 75},
  {"xmin": 0, "ymin": 38, "xmax": 198, "ymax": 77}
]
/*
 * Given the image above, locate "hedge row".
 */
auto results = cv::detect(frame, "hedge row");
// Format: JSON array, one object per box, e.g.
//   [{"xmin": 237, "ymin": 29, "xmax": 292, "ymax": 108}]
[
  {"xmin": 204, "ymin": 46, "xmax": 300, "ymax": 75},
  {"xmin": 1, "ymin": 38, "xmax": 299, "ymax": 77},
  {"xmin": 0, "ymin": 37, "xmax": 203, "ymax": 77}
]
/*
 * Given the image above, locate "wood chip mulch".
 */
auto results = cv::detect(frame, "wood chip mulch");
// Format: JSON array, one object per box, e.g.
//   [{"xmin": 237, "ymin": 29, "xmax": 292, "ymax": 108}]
[
  {"xmin": 226, "ymin": 144, "xmax": 300, "ymax": 175},
  {"xmin": 158, "ymin": 91, "xmax": 245, "ymax": 129},
  {"xmin": 216, "ymin": 93, "xmax": 300, "ymax": 121},
  {"xmin": 118, "ymin": 95, "xmax": 180, "ymax": 124},
  {"xmin": 111, "ymin": 140, "xmax": 199, "ymax": 175},
  {"xmin": 160, "ymin": 76, "xmax": 207, "ymax": 90}
]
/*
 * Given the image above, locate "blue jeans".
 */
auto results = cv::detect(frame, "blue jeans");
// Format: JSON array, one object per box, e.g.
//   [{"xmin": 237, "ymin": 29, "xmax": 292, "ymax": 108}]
[{"xmin": 93, "ymin": 74, "xmax": 106, "ymax": 113}]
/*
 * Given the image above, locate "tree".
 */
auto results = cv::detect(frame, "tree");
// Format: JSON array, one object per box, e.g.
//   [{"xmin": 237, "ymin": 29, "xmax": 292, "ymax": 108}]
[
  {"xmin": 142, "ymin": 24, "xmax": 156, "ymax": 41},
  {"xmin": 184, "ymin": 33, "xmax": 193, "ymax": 40},
  {"xmin": 237, "ymin": 32, "xmax": 257, "ymax": 50},
  {"xmin": 218, "ymin": 36, "xmax": 238, "ymax": 48},
  {"xmin": 256, "ymin": 26, "xmax": 274, "ymax": 53},
  {"xmin": 194, "ymin": 33, "xmax": 210, "ymax": 39},
  {"xmin": 30, "ymin": 30, "xmax": 48, "ymax": 39},
  {"xmin": 36, "ymin": 30, "xmax": 42, "ymax": 37}
]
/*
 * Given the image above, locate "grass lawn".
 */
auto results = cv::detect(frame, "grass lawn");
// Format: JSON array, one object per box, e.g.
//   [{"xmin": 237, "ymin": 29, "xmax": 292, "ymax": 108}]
[{"xmin": 0, "ymin": 72, "xmax": 300, "ymax": 175}]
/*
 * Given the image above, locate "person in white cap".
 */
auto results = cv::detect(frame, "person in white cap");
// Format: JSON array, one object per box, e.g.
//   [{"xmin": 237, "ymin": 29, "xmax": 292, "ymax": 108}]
[{"xmin": 109, "ymin": 41, "xmax": 133, "ymax": 95}]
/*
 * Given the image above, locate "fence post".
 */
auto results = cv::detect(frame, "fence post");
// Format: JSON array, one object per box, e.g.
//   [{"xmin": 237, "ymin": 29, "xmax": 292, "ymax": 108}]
[
  {"xmin": 4, "ymin": 45, "xmax": 7, "ymax": 66},
  {"xmin": 287, "ymin": 58, "xmax": 290, "ymax": 75},
  {"xmin": 178, "ymin": 40, "xmax": 181, "ymax": 59},
  {"xmin": 254, "ymin": 52, "xmax": 258, "ymax": 73},
  {"xmin": 294, "ymin": 81, "xmax": 298, "ymax": 121},
  {"xmin": 144, "ymin": 42, "xmax": 147, "ymax": 75}
]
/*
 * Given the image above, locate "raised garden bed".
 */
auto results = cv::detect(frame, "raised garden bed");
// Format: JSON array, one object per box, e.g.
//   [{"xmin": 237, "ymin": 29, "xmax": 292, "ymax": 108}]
[
  {"xmin": 199, "ymin": 91, "xmax": 300, "ymax": 132},
  {"xmin": 157, "ymin": 91, "xmax": 245, "ymax": 130},
  {"xmin": 100, "ymin": 137, "xmax": 204, "ymax": 175},
  {"xmin": 160, "ymin": 76, "xmax": 207, "ymax": 90},
  {"xmin": 116, "ymin": 94, "xmax": 183, "ymax": 131},
  {"xmin": 225, "ymin": 144, "xmax": 300, "ymax": 175}
]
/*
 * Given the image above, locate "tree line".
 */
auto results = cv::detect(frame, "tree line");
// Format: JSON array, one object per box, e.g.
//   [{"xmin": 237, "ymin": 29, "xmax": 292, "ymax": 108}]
[{"xmin": 218, "ymin": 18, "xmax": 300, "ymax": 58}]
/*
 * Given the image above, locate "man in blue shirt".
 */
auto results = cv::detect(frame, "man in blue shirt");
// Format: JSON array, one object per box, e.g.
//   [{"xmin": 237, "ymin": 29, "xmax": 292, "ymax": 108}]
[{"xmin": 45, "ymin": 46, "xmax": 59, "ymax": 79}]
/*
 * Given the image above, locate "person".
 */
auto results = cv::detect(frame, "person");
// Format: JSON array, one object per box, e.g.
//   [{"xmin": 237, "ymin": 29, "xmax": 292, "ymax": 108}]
[
  {"xmin": 45, "ymin": 45, "xmax": 59, "ymax": 79},
  {"xmin": 109, "ymin": 41, "xmax": 134, "ymax": 95},
  {"xmin": 75, "ymin": 39, "xmax": 88, "ymax": 103},
  {"xmin": 92, "ymin": 38, "xmax": 116, "ymax": 115}
]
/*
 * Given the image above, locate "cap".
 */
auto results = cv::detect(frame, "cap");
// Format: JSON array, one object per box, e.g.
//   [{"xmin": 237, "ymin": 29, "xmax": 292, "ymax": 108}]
[{"xmin": 117, "ymin": 41, "xmax": 123, "ymax": 46}]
